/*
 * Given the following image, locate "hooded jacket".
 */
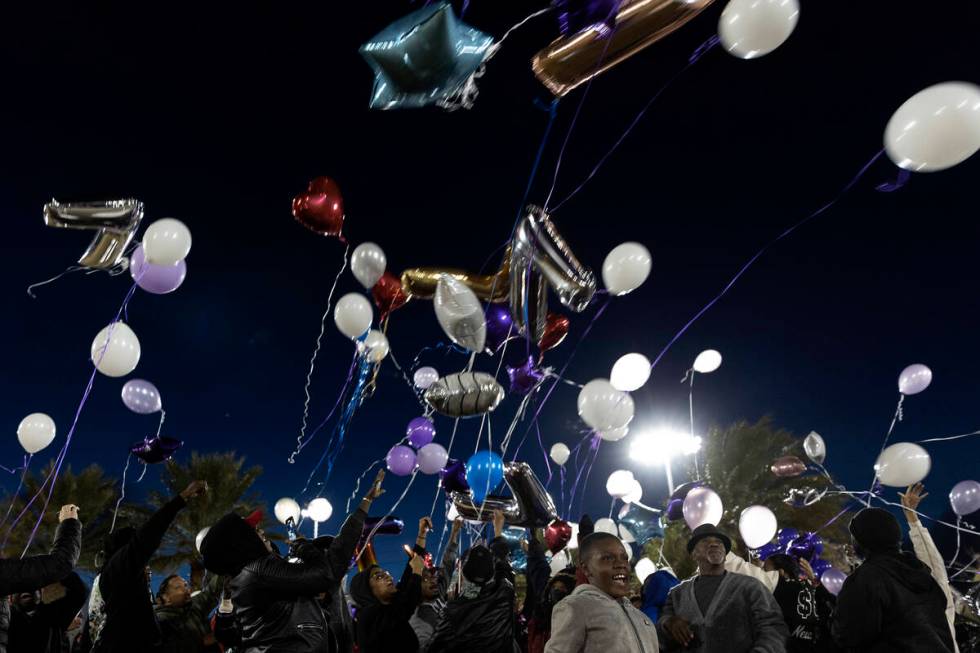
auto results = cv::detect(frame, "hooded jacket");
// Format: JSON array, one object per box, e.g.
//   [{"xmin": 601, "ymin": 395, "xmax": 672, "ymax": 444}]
[
  {"xmin": 831, "ymin": 550, "xmax": 955, "ymax": 653},
  {"xmin": 409, "ymin": 536, "xmax": 459, "ymax": 652},
  {"xmin": 544, "ymin": 584, "xmax": 659, "ymax": 653},
  {"xmin": 0, "ymin": 518, "xmax": 81, "ymax": 653},
  {"xmin": 351, "ymin": 562, "xmax": 422, "ymax": 653},
  {"xmin": 154, "ymin": 573, "xmax": 223, "ymax": 653}
]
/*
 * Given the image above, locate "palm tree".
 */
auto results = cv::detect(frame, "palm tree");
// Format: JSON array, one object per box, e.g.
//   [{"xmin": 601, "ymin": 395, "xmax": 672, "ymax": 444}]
[
  {"xmin": 148, "ymin": 451, "xmax": 274, "ymax": 589},
  {"xmin": 644, "ymin": 418, "xmax": 853, "ymax": 579},
  {"xmin": 0, "ymin": 461, "xmax": 135, "ymax": 572}
]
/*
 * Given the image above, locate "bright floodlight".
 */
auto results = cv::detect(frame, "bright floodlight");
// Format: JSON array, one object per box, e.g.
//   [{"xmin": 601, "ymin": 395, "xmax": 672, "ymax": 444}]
[
  {"xmin": 629, "ymin": 428, "xmax": 703, "ymax": 466},
  {"xmin": 307, "ymin": 497, "xmax": 333, "ymax": 523}
]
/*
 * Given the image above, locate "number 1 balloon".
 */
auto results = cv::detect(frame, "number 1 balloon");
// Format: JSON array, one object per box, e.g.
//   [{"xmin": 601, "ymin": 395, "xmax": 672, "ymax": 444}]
[
  {"xmin": 424, "ymin": 371, "xmax": 505, "ymax": 418},
  {"xmin": 43, "ymin": 199, "xmax": 143, "ymax": 271}
]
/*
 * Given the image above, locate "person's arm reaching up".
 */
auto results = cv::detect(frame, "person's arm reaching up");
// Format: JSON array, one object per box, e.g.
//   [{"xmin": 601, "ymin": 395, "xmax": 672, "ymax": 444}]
[
  {"xmin": 0, "ymin": 504, "xmax": 82, "ymax": 595},
  {"xmin": 725, "ymin": 551, "xmax": 779, "ymax": 592},
  {"xmin": 328, "ymin": 469, "xmax": 385, "ymax": 581}
]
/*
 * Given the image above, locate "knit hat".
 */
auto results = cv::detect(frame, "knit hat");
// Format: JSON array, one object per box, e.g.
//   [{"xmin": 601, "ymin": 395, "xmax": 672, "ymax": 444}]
[
  {"xmin": 350, "ymin": 566, "xmax": 381, "ymax": 608},
  {"xmin": 462, "ymin": 545, "xmax": 495, "ymax": 584},
  {"xmin": 200, "ymin": 512, "xmax": 269, "ymax": 576},
  {"xmin": 686, "ymin": 524, "xmax": 732, "ymax": 554},
  {"xmin": 849, "ymin": 507, "xmax": 901, "ymax": 554}
]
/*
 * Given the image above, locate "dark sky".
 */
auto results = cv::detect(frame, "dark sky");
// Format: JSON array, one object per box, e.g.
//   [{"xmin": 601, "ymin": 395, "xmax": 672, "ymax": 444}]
[{"xmin": 1, "ymin": 1, "xmax": 978, "ymax": 572}]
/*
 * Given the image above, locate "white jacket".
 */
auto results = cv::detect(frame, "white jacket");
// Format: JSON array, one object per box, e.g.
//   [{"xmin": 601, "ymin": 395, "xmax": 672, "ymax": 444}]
[
  {"xmin": 544, "ymin": 584, "xmax": 659, "ymax": 653},
  {"xmin": 724, "ymin": 551, "xmax": 779, "ymax": 592},
  {"xmin": 908, "ymin": 519, "xmax": 959, "ymax": 653}
]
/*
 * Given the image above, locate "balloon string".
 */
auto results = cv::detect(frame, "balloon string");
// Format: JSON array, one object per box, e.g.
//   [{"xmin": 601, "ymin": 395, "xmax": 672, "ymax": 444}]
[
  {"xmin": 574, "ymin": 437, "xmax": 602, "ymax": 519},
  {"xmin": 12, "ymin": 282, "xmax": 140, "ymax": 557},
  {"xmin": 290, "ymin": 240, "xmax": 351, "ymax": 465},
  {"xmin": 559, "ymin": 465, "xmax": 566, "ymax": 520},
  {"xmin": 0, "ymin": 454, "xmax": 30, "ymax": 476},
  {"xmin": 155, "ymin": 410, "xmax": 167, "ymax": 438},
  {"xmin": 646, "ymin": 149, "xmax": 887, "ymax": 379},
  {"xmin": 110, "ymin": 453, "xmax": 133, "ymax": 533},
  {"xmin": 428, "ymin": 414, "xmax": 463, "ymax": 519},
  {"xmin": 136, "ymin": 462, "xmax": 148, "ymax": 483},
  {"xmin": 827, "ymin": 490, "xmax": 978, "ymax": 536},
  {"xmin": 26, "ymin": 266, "xmax": 87, "ymax": 298},
  {"xmin": 567, "ymin": 434, "xmax": 601, "ymax": 518},
  {"xmin": 0, "ymin": 455, "xmax": 32, "ymax": 537},
  {"xmin": 950, "ymin": 515, "xmax": 963, "ymax": 570},
  {"xmin": 948, "ymin": 552, "xmax": 979, "ymax": 580},
  {"xmin": 346, "ymin": 459, "xmax": 384, "ymax": 515},
  {"xmin": 548, "ymin": 34, "xmax": 720, "ymax": 213},
  {"xmin": 687, "ymin": 370, "xmax": 700, "ymax": 480},
  {"xmin": 608, "ymin": 497, "xmax": 616, "ymax": 519},
  {"xmin": 535, "ymin": 418, "xmax": 552, "ymax": 485},
  {"xmin": 320, "ymin": 355, "xmax": 375, "ymax": 488},
  {"xmin": 866, "ymin": 393, "xmax": 905, "ymax": 504},
  {"xmin": 917, "ymin": 429, "xmax": 980, "ymax": 443}
]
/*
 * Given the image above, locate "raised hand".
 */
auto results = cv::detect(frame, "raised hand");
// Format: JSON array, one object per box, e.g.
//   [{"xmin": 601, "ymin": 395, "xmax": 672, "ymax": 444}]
[
  {"xmin": 180, "ymin": 480, "xmax": 209, "ymax": 501},
  {"xmin": 409, "ymin": 552, "xmax": 425, "ymax": 575},
  {"xmin": 492, "ymin": 509, "xmax": 506, "ymax": 538},
  {"xmin": 58, "ymin": 504, "xmax": 79, "ymax": 523},
  {"xmin": 898, "ymin": 483, "xmax": 928, "ymax": 523},
  {"xmin": 365, "ymin": 469, "xmax": 386, "ymax": 502},
  {"xmin": 798, "ymin": 558, "xmax": 817, "ymax": 584}
]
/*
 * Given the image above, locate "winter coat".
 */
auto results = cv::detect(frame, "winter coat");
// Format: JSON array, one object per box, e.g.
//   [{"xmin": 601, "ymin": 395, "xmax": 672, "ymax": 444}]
[
  {"xmin": 908, "ymin": 519, "xmax": 960, "ymax": 653},
  {"xmin": 409, "ymin": 536, "xmax": 459, "ymax": 652},
  {"xmin": 428, "ymin": 541, "xmax": 517, "ymax": 653},
  {"xmin": 831, "ymin": 550, "xmax": 955, "ymax": 653},
  {"xmin": 7, "ymin": 571, "xmax": 88, "ymax": 653},
  {"xmin": 658, "ymin": 571, "xmax": 788, "ymax": 653},
  {"xmin": 229, "ymin": 507, "xmax": 366, "ymax": 653},
  {"xmin": 154, "ymin": 573, "xmax": 222, "ymax": 653},
  {"xmin": 352, "ymin": 563, "xmax": 422, "ymax": 653},
  {"xmin": 0, "ymin": 518, "xmax": 81, "ymax": 653},
  {"xmin": 640, "ymin": 570, "xmax": 678, "ymax": 625},
  {"xmin": 543, "ymin": 584, "xmax": 659, "ymax": 653},
  {"xmin": 92, "ymin": 495, "xmax": 187, "ymax": 653}
]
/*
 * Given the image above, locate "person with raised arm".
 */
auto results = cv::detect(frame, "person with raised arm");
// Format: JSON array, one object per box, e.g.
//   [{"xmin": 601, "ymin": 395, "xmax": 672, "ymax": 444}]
[{"xmin": 410, "ymin": 516, "xmax": 462, "ymax": 652}]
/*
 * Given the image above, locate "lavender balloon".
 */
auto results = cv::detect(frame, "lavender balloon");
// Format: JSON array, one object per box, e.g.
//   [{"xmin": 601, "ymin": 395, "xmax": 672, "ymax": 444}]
[
  {"xmin": 121, "ymin": 379, "xmax": 162, "ymax": 414},
  {"xmin": 406, "ymin": 417, "xmax": 436, "ymax": 448},
  {"xmin": 130, "ymin": 244, "xmax": 187, "ymax": 294},
  {"xmin": 484, "ymin": 304, "xmax": 514, "ymax": 352},
  {"xmin": 417, "ymin": 443, "xmax": 449, "ymax": 475},
  {"xmin": 386, "ymin": 445, "xmax": 417, "ymax": 476},
  {"xmin": 950, "ymin": 480, "xmax": 980, "ymax": 516},
  {"xmin": 820, "ymin": 568, "xmax": 847, "ymax": 596}
]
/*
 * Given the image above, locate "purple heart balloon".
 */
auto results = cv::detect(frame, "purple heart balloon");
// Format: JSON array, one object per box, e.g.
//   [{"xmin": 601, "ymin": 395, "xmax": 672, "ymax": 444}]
[
  {"xmin": 507, "ymin": 357, "xmax": 545, "ymax": 395},
  {"xmin": 131, "ymin": 435, "xmax": 183, "ymax": 464},
  {"xmin": 440, "ymin": 458, "xmax": 469, "ymax": 493},
  {"xmin": 130, "ymin": 244, "xmax": 187, "ymax": 295},
  {"xmin": 554, "ymin": 0, "xmax": 621, "ymax": 36},
  {"xmin": 406, "ymin": 417, "xmax": 436, "ymax": 448}
]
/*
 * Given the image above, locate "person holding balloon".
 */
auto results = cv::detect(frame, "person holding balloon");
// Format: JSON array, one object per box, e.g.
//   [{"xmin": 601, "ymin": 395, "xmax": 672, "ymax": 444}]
[
  {"xmin": 831, "ymin": 507, "xmax": 954, "ymax": 652},
  {"xmin": 410, "ymin": 517, "xmax": 463, "ymax": 652},
  {"xmin": 761, "ymin": 554, "xmax": 834, "ymax": 653}
]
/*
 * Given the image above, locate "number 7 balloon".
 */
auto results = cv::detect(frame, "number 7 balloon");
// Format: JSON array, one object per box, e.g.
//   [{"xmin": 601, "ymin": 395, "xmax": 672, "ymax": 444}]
[{"xmin": 43, "ymin": 199, "xmax": 143, "ymax": 270}]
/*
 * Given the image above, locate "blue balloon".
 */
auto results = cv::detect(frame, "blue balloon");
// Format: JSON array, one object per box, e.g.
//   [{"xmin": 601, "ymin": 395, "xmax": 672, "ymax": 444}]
[
  {"xmin": 359, "ymin": 2, "xmax": 493, "ymax": 110},
  {"xmin": 466, "ymin": 450, "xmax": 504, "ymax": 504},
  {"xmin": 618, "ymin": 503, "xmax": 664, "ymax": 545},
  {"xmin": 810, "ymin": 558, "xmax": 831, "ymax": 578}
]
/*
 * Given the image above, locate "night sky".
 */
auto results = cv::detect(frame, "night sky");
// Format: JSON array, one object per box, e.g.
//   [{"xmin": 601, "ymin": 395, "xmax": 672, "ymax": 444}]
[{"xmin": 1, "ymin": 1, "xmax": 978, "ymax": 572}]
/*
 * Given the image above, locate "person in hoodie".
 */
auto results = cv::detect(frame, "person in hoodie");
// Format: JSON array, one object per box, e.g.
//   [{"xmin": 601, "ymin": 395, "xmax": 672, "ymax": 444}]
[
  {"xmin": 90, "ymin": 481, "xmax": 207, "ymax": 653},
  {"xmin": 659, "ymin": 524, "xmax": 787, "ymax": 653},
  {"xmin": 639, "ymin": 570, "xmax": 678, "ymax": 625},
  {"xmin": 761, "ymin": 554, "xmax": 834, "ymax": 653},
  {"xmin": 154, "ymin": 570, "xmax": 223, "ymax": 653},
  {"xmin": 8, "ymin": 570, "xmax": 88, "ymax": 653},
  {"xmin": 427, "ymin": 510, "xmax": 519, "ymax": 653},
  {"xmin": 200, "ymin": 469, "xmax": 386, "ymax": 653},
  {"xmin": 832, "ymin": 505, "xmax": 955, "ymax": 652},
  {"xmin": 410, "ymin": 516, "xmax": 462, "ymax": 652},
  {"xmin": 544, "ymin": 532, "xmax": 658, "ymax": 653},
  {"xmin": 0, "ymin": 504, "xmax": 82, "ymax": 653}
]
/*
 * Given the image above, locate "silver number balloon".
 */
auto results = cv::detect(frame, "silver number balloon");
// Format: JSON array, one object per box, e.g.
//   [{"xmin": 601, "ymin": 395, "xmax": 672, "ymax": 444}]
[
  {"xmin": 424, "ymin": 371, "xmax": 504, "ymax": 418},
  {"xmin": 450, "ymin": 462, "xmax": 557, "ymax": 528},
  {"xmin": 43, "ymin": 199, "xmax": 144, "ymax": 270},
  {"xmin": 510, "ymin": 205, "xmax": 596, "ymax": 341}
]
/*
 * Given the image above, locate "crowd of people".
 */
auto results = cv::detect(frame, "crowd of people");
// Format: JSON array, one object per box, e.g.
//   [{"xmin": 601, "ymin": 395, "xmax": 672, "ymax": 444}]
[{"xmin": 0, "ymin": 473, "xmax": 971, "ymax": 653}]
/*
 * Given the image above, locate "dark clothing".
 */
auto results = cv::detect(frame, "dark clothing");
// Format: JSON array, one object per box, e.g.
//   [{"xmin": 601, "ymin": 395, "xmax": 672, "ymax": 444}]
[
  {"xmin": 92, "ymin": 495, "xmax": 186, "ymax": 653},
  {"xmin": 694, "ymin": 573, "xmax": 726, "ymax": 615},
  {"xmin": 428, "ymin": 537, "xmax": 518, "ymax": 653},
  {"xmin": 832, "ymin": 550, "xmax": 955, "ymax": 653},
  {"xmin": 525, "ymin": 536, "xmax": 560, "ymax": 653},
  {"xmin": 154, "ymin": 574, "xmax": 222, "ymax": 653},
  {"xmin": 8, "ymin": 572, "xmax": 88, "ymax": 653},
  {"xmin": 772, "ymin": 577, "xmax": 824, "ymax": 653},
  {"xmin": 0, "ymin": 518, "xmax": 82, "ymax": 653},
  {"xmin": 410, "ymin": 537, "xmax": 460, "ymax": 652},
  {"xmin": 199, "ymin": 513, "xmax": 269, "ymax": 577},
  {"xmin": 352, "ymin": 563, "xmax": 422, "ymax": 653},
  {"xmin": 228, "ymin": 508, "xmax": 366, "ymax": 653}
]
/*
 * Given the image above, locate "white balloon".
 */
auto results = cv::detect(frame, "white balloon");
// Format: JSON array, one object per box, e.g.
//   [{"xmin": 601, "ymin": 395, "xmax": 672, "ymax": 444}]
[
  {"xmin": 578, "ymin": 379, "xmax": 635, "ymax": 432},
  {"xmin": 621, "ymin": 538, "xmax": 634, "ymax": 562},
  {"xmin": 610, "ymin": 353, "xmax": 651, "ymax": 392},
  {"xmin": 738, "ymin": 505, "xmax": 778, "ymax": 549},
  {"xmin": 307, "ymin": 497, "xmax": 333, "ymax": 522},
  {"xmin": 885, "ymin": 82, "xmax": 980, "ymax": 172},
  {"xmin": 599, "ymin": 425, "xmax": 630, "ymax": 442},
  {"xmin": 619, "ymin": 523, "xmax": 636, "ymax": 543},
  {"xmin": 549, "ymin": 548, "xmax": 572, "ymax": 575},
  {"xmin": 334, "ymin": 293, "xmax": 373, "ymax": 339},
  {"xmin": 898, "ymin": 364, "xmax": 932, "ymax": 396},
  {"xmin": 693, "ymin": 349, "xmax": 722, "ymax": 374},
  {"xmin": 602, "ymin": 242, "xmax": 652, "ymax": 296},
  {"xmin": 350, "ymin": 242, "xmax": 387, "ymax": 289},
  {"xmin": 142, "ymin": 218, "xmax": 192, "ymax": 266},
  {"xmin": 594, "ymin": 517, "xmax": 618, "ymax": 535},
  {"xmin": 634, "ymin": 557, "xmax": 657, "ymax": 584},
  {"xmin": 566, "ymin": 522, "xmax": 580, "ymax": 550},
  {"xmin": 875, "ymin": 442, "xmax": 932, "ymax": 487},
  {"xmin": 682, "ymin": 487, "xmax": 724, "ymax": 529},
  {"xmin": 195, "ymin": 527, "xmax": 211, "ymax": 553},
  {"xmin": 17, "ymin": 413, "xmax": 56, "ymax": 454},
  {"xmin": 434, "ymin": 276, "xmax": 486, "ymax": 352},
  {"xmin": 90, "ymin": 322, "xmax": 141, "ymax": 377},
  {"xmin": 274, "ymin": 497, "xmax": 302, "ymax": 525},
  {"xmin": 550, "ymin": 442, "xmax": 571, "ymax": 466},
  {"xmin": 360, "ymin": 330, "xmax": 390, "ymax": 362},
  {"xmin": 413, "ymin": 366, "xmax": 440, "ymax": 390},
  {"xmin": 623, "ymin": 479, "xmax": 643, "ymax": 505},
  {"xmin": 718, "ymin": 0, "xmax": 800, "ymax": 59},
  {"xmin": 803, "ymin": 431, "xmax": 826, "ymax": 465},
  {"xmin": 606, "ymin": 469, "xmax": 635, "ymax": 499}
]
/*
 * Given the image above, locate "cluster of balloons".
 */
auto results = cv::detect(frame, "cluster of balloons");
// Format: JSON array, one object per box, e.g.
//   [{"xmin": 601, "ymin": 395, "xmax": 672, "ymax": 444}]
[
  {"xmin": 385, "ymin": 417, "xmax": 449, "ymax": 477},
  {"xmin": 755, "ymin": 527, "xmax": 847, "ymax": 596},
  {"xmin": 131, "ymin": 218, "xmax": 193, "ymax": 295}
]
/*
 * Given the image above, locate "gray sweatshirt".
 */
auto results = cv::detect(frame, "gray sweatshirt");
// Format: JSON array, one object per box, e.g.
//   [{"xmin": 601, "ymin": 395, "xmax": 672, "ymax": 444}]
[
  {"xmin": 544, "ymin": 584, "xmax": 659, "ymax": 653},
  {"xmin": 658, "ymin": 571, "xmax": 788, "ymax": 653}
]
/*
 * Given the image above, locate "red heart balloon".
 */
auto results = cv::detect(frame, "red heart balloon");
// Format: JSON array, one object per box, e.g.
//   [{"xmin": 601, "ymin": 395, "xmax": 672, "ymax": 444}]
[
  {"xmin": 539, "ymin": 313, "xmax": 570, "ymax": 353},
  {"xmin": 544, "ymin": 519, "xmax": 573, "ymax": 554},
  {"xmin": 292, "ymin": 176, "xmax": 345, "ymax": 238},
  {"xmin": 372, "ymin": 272, "xmax": 410, "ymax": 319}
]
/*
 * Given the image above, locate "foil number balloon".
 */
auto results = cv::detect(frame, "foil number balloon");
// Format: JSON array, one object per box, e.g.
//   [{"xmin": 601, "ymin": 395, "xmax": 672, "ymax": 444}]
[{"xmin": 43, "ymin": 199, "xmax": 144, "ymax": 271}]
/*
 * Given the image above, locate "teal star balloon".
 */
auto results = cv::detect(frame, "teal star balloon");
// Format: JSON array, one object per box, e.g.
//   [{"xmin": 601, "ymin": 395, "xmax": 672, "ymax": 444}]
[{"xmin": 359, "ymin": 2, "xmax": 493, "ymax": 110}]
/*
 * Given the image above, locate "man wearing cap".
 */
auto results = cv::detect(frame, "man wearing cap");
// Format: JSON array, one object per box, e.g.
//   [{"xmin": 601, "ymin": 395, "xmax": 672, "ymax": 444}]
[
  {"xmin": 659, "ymin": 524, "xmax": 787, "ymax": 652},
  {"xmin": 831, "ymin": 506, "xmax": 954, "ymax": 652}
]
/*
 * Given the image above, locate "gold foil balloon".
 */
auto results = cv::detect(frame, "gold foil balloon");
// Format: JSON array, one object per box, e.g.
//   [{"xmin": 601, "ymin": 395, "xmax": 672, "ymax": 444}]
[{"xmin": 400, "ymin": 256, "xmax": 510, "ymax": 302}]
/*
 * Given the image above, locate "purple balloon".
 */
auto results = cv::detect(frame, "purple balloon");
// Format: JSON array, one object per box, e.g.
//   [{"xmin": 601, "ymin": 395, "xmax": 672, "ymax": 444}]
[
  {"xmin": 417, "ymin": 443, "xmax": 449, "ymax": 475},
  {"xmin": 131, "ymin": 435, "xmax": 182, "ymax": 464},
  {"xmin": 130, "ymin": 244, "xmax": 187, "ymax": 294},
  {"xmin": 555, "ymin": 0, "xmax": 621, "ymax": 36},
  {"xmin": 810, "ymin": 558, "xmax": 831, "ymax": 578},
  {"xmin": 788, "ymin": 532, "xmax": 822, "ymax": 561},
  {"xmin": 820, "ymin": 568, "xmax": 847, "ymax": 596},
  {"xmin": 950, "ymin": 480, "xmax": 980, "ymax": 516},
  {"xmin": 485, "ymin": 305, "xmax": 514, "ymax": 352},
  {"xmin": 406, "ymin": 417, "xmax": 436, "ymax": 449},
  {"xmin": 386, "ymin": 445, "xmax": 417, "ymax": 476},
  {"xmin": 507, "ymin": 357, "xmax": 545, "ymax": 395},
  {"xmin": 754, "ymin": 542, "xmax": 779, "ymax": 560},
  {"xmin": 121, "ymin": 379, "xmax": 162, "ymax": 414},
  {"xmin": 440, "ymin": 458, "xmax": 469, "ymax": 493},
  {"xmin": 777, "ymin": 527, "xmax": 799, "ymax": 547}
]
